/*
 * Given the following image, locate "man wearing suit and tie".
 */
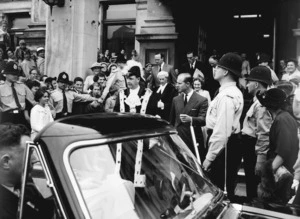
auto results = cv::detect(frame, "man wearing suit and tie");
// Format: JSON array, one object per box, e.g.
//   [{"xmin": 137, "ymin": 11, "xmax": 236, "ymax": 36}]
[
  {"xmin": 149, "ymin": 53, "xmax": 177, "ymax": 90},
  {"xmin": 170, "ymin": 73, "xmax": 208, "ymax": 161},
  {"xmin": 181, "ymin": 51, "xmax": 205, "ymax": 79}
]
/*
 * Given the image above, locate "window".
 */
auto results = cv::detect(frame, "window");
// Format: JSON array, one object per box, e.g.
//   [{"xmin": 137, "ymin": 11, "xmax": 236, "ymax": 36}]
[
  {"xmin": 102, "ymin": 3, "xmax": 136, "ymax": 59},
  {"xmin": 68, "ymin": 135, "xmax": 217, "ymax": 218}
]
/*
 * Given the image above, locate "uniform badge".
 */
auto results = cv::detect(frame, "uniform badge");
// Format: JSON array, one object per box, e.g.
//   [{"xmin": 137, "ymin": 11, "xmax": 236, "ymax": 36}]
[{"xmin": 62, "ymin": 74, "xmax": 67, "ymax": 79}]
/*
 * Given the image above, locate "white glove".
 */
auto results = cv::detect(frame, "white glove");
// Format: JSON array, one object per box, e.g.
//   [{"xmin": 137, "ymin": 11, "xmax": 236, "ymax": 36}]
[
  {"xmin": 291, "ymin": 179, "xmax": 299, "ymax": 192},
  {"xmin": 157, "ymin": 100, "xmax": 164, "ymax": 109}
]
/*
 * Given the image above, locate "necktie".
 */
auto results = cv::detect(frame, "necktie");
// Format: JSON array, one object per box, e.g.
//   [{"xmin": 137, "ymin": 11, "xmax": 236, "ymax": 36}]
[
  {"xmin": 11, "ymin": 83, "xmax": 22, "ymax": 109},
  {"xmin": 62, "ymin": 90, "xmax": 68, "ymax": 114},
  {"xmin": 184, "ymin": 94, "xmax": 188, "ymax": 106}
]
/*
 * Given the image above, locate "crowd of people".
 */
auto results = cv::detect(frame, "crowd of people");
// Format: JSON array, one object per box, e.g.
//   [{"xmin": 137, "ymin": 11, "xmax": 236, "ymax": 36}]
[{"xmin": 1, "ymin": 42, "xmax": 300, "ymax": 211}]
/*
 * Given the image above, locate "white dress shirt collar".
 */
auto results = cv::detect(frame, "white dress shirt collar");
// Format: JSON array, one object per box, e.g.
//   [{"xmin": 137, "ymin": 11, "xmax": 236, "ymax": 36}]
[
  {"xmin": 185, "ymin": 89, "xmax": 194, "ymax": 102},
  {"xmin": 157, "ymin": 83, "xmax": 168, "ymax": 94}
]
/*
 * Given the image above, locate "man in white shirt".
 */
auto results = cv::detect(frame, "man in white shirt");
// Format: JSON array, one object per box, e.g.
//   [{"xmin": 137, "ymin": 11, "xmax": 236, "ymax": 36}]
[
  {"xmin": 241, "ymin": 66, "xmax": 273, "ymax": 201},
  {"xmin": 203, "ymin": 53, "xmax": 244, "ymax": 201}
]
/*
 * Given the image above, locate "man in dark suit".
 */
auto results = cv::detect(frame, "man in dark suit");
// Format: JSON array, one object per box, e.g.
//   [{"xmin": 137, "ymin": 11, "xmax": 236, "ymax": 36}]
[
  {"xmin": 146, "ymin": 71, "xmax": 177, "ymax": 121},
  {"xmin": 149, "ymin": 53, "xmax": 177, "ymax": 90},
  {"xmin": 0, "ymin": 124, "xmax": 54, "ymax": 219},
  {"xmin": 170, "ymin": 73, "xmax": 208, "ymax": 161},
  {"xmin": 114, "ymin": 66, "xmax": 146, "ymax": 113},
  {"xmin": 180, "ymin": 51, "xmax": 205, "ymax": 78}
]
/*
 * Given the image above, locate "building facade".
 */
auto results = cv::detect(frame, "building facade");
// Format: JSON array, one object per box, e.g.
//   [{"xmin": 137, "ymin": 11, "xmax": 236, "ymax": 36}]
[{"xmin": 0, "ymin": 0, "xmax": 299, "ymax": 79}]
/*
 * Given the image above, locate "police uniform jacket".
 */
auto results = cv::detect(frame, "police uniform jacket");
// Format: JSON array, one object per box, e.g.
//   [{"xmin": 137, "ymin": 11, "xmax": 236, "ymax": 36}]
[
  {"xmin": 0, "ymin": 81, "xmax": 35, "ymax": 112},
  {"xmin": 241, "ymin": 97, "xmax": 273, "ymax": 163},
  {"xmin": 49, "ymin": 88, "xmax": 96, "ymax": 114},
  {"xmin": 205, "ymin": 82, "xmax": 244, "ymax": 162}
]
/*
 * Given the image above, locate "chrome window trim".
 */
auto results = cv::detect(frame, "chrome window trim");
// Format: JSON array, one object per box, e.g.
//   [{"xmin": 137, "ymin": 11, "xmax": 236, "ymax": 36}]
[
  {"xmin": 19, "ymin": 141, "xmax": 67, "ymax": 219},
  {"xmin": 63, "ymin": 131, "xmax": 175, "ymax": 219}
]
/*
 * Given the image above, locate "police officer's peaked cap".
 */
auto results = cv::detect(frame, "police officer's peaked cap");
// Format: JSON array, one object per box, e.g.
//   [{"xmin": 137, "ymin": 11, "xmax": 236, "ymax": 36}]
[
  {"xmin": 217, "ymin": 52, "xmax": 243, "ymax": 77},
  {"xmin": 246, "ymin": 66, "xmax": 272, "ymax": 85},
  {"xmin": 57, "ymin": 72, "xmax": 70, "ymax": 84},
  {"xmin": 4, "ymin": 61, "xmax": 19, "ymax": 76}
]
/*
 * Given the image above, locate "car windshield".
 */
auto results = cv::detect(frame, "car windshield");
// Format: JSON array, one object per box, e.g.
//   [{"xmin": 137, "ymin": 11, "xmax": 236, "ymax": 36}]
[{"xmin": 68, "ymin": 134, "xmax": 219, "ymax": 219}]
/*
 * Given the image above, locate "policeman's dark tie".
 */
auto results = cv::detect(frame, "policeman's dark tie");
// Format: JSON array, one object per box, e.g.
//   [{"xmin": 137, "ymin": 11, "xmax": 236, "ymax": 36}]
[
  {"xmin": 184, "ymin": 94, "xmax": 188, "ymax": 106},
  {"xmin": 62, "ymin": 89, "xmax": 68, "ymax": 114},
  {"xmin": 11, "ymin": 82, "xmax": 22, "ymax": 109}
]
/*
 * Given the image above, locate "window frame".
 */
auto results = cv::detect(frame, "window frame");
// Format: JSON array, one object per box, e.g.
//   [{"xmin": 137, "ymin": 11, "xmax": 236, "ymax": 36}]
[{"xmin": 18, "ymin": 141, "xmax": 67, "ymax": 219}]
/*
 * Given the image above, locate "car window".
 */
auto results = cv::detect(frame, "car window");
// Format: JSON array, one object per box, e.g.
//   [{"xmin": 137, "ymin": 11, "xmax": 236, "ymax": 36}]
[
  {"xmin": 20, "ymin": 147, "xmax": 64, "ymax": 219},
  {"xmin": 68, "ymin": 135, "xmax": 218, "ymax": 219}
]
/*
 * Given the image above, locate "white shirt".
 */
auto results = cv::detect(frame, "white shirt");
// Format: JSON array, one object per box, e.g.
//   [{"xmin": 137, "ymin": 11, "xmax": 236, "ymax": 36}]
[
  {"xmin": 184, "ymin": 89, "xmax": 194, "ymax": 102},
  {"xmin": 205, "ymin": 82, "xmax": 244, "ymax": 162},
  {"xmin": 30, "ymin": 104, "xmax": 54, "ymax": 139},
  {"xmin": 156, "ymin": 83, "xmax": 167, "ymax": 94},
  {"xmin": 281, "ymin": 69, "xmax": 300, "ymax": 81}
]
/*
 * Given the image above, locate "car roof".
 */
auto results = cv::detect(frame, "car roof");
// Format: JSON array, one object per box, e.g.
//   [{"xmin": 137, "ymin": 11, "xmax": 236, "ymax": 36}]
[
  {"xmin": 38, "ymin": 112, "xmax": 174, "ymax": 137},
  {"xmin": 36, "ymin": 112, "xmax": 176, "ymax": 153}
]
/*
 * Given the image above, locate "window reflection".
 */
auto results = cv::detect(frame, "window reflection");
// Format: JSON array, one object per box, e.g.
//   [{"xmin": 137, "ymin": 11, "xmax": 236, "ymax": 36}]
[
  {"xmin": 69, "ymin": 135, "xmax": 218, "ymax": 219},
  {"xmin": 106, "ymin": 25, "xmax": 135, "ymax": 57}
]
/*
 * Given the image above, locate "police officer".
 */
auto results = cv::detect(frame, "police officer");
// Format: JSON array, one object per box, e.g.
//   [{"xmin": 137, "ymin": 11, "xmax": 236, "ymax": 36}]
[
  {"xmin": 202, "ymin": 53, "xmax": 244, "ymax": 200},
  {"xmin": 49, "ymin": 72, "xmax": 100, "ymax": 119},
  {"xmin": 0, "ymin": 61, "xmax": 35, "ymax": 125},
  {"xmin": 241, "ymin": 66, "xmax": 273, "ymax": 200}
]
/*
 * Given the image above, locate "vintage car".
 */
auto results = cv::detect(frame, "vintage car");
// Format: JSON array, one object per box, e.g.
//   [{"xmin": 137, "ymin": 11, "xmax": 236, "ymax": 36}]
[{"xmin": 18, "ymin": 113, "xmax": 300, "ymax": 219}]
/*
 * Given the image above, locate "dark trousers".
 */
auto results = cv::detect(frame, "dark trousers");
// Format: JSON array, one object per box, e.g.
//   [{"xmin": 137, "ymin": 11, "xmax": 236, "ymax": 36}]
[
  {"xmin": 240, "ymin": 134, "xmax": 259, "ymax": 199},
  {"xmin": 206, "ymin": 131, "xmax": 242, "ymax": 200}
]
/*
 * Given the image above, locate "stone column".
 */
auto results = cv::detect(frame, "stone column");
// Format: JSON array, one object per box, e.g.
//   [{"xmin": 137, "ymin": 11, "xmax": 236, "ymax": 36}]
[
  {"xmin": 135, "ymin": 0, "xmax": 177, "ymax": 66},
  {"xmin": 45, "ymin": 0, "xmax": 99, "ymax": 79}
]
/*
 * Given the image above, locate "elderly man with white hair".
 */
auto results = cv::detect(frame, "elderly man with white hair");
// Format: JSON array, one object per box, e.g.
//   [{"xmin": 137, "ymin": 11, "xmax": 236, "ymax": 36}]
[{"xmin": 146, "ymin": 71, "xmax": 177, "ymax": 121}]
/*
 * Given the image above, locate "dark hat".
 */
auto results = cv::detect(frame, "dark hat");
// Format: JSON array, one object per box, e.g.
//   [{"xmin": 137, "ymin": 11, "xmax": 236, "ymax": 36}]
[
  {"xmin": 57, "ymin": 72, "xmax": 70, "ymax": 84},
  {"xmin": 3, "ymin": 61, "xmax": 19, "ymax": 76},
  {"xmin": 274, "ymin": 80, "xmax": 296, "ymax": 97},
  {"xmin": 217, "ymin": 52, "xmax": 243, "ymax": 77},
  {"xmin": 246, "ymin": 66, "xmax": 272, "ymax": 85},
  {"xmin": 128, "ymin": 66, "xmax": 141, "ymax": 78},
  {"xmin": 256, "ymin": 88, "xmax": 287, "ymax": 109},
  {"xmin": 258, "ymin": 53, "xmax": 271, "ymax": 64}
]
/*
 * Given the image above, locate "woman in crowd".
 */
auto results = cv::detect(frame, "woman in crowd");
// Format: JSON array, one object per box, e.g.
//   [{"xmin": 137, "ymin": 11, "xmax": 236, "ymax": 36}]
[
  {"xmin": 193, "ymin": 77, "xmax": 211, "ymax": 104},
  {"xmin": 281, "ymin": 59, "xmax": 300, "ymax": 82},
  {"xmin": 30, "ymin": 87, "xmax": 54, "ymax": 140}
]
